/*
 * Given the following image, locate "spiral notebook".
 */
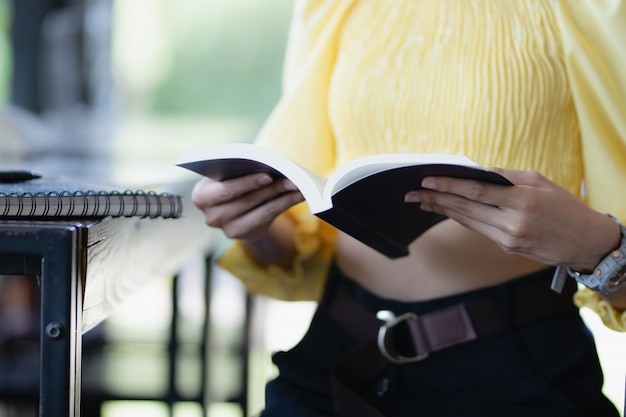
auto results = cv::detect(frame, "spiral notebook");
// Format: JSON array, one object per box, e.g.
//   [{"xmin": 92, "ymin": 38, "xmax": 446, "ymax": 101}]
[{"xmin": 0, "ymin": 175, "xmax": 183, "ymax": 219}]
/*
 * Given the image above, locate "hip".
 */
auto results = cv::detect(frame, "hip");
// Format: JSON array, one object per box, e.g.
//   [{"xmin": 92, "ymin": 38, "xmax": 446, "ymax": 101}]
[{"xmin": 264, "ymin": 262, "xmax": 618, "ymax": 417}]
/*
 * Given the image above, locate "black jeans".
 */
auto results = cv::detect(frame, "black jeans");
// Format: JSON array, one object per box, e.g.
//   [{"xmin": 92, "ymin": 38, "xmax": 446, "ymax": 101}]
[{"xmin": 260, "ymin": 263, "xmax": 620, "ymax": 417}]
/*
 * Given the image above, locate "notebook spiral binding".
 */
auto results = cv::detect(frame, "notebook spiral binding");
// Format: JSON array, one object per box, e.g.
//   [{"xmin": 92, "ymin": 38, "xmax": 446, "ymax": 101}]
[{"xmin": 0, "ymin": 189, "xmax": 183, "ymax": 219}]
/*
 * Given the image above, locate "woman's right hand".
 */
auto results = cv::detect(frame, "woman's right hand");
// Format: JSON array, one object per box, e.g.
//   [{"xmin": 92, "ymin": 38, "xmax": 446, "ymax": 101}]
[{"xmin": 191, "ymin": 173, "xmax": 304, "ymax": 240}]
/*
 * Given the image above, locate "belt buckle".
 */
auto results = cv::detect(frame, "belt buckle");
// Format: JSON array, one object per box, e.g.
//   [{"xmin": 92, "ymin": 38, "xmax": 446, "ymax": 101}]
[{"xmin": 376, "ymin": 310, "xmax": 429, "ymax": 364}]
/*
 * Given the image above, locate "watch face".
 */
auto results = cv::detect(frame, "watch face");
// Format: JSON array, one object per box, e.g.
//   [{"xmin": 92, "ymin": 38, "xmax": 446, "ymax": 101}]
[{"xmin": 608, "ymin": 266, "xmax": 626, "ymax": 290}]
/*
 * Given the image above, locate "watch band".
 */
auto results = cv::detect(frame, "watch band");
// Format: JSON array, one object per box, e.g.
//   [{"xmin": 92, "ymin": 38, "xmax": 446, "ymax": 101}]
[{"xmin": 552, "ymin": 215, "xmax": 626, "ymax": 295}]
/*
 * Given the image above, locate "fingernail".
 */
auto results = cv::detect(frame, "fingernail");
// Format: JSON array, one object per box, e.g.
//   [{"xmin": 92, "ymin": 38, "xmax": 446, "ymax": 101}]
[
  {"xmin": 283, "ymin": 180, "xmax": 298, "ymax": 191},
  {"xmin": 404, "ymin": 192, "xmax": 420, "ymax": 203},
  {"xmin": 257, "ymin": 174, "xmax": 272, "ymax": 185},
  {"xmin": 420, "ymin": 203, "xmax": 433, "ymax": 212},
  {"xmin": 421, "ymin": 178, "xmax": 436, "ymax": 189}
]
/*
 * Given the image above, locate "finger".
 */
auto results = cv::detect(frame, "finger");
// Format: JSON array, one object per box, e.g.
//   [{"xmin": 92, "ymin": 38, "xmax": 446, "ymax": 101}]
[
  {"xmin": 417, "ymin": 188, "xmax": 505, "ymax": 227},
  {"xmin": 204, "ymin": 180, "xmax": 302, "ymax": 228},
  {"xmin": 419, "ymin": 176, "xmax": 512, "ymax": 208},
  {"xmin": 192, "ymin": 173, "xmax": 275, "ymax": 207},
  {"xmin": 418, "ymin": 189, "xmax": 563, "ymax": 262},
  {"xmin": 417, "ymin": 195, "xmax": 543, "ymax": 259},
  {"xmin": 221, "ymin": 191, "xmax": 304, "ymax": 239}
]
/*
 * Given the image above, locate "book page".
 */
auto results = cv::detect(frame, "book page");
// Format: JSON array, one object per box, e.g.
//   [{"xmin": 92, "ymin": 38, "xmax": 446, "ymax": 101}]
[
  {"xmin": 324, "ymin": 153, "xmax": 480, "ymax": 199},
  {"xmin": 177, "ymin": 143, "xmax": 330, "ymax": 211}
]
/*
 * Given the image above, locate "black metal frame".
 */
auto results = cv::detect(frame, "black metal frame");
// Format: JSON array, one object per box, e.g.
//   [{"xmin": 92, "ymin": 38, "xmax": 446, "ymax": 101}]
[{"xmin": 0, "ymin": 221, "xmax": 87, "ymax": 417}]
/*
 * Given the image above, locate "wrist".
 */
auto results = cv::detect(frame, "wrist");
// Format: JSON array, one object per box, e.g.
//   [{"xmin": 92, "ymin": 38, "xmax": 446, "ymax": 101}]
[
  {"xmin": 243, "ymin": 215, "xmax": 297, "ymax": 268},
  {"xmin": 555, "ymin": 215, "xmax": 626, "ymax": 295},
  {"xmin": 600, "ymin": 284, "xmax": 626, "ymax": 310},
  {"xmin": 572, "ymin": 216, "xmax": 622, "ymax": 274}
]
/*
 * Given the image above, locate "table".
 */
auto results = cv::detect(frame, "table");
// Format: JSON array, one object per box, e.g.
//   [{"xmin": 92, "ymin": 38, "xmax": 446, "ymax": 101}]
[{"xmin": 0, "ymin": 179, "xmax": 213, "ymax": 417}]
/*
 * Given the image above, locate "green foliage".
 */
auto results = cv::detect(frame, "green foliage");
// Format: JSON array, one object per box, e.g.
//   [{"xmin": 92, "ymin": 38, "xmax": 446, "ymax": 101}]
[{"xmin": 149, "ymin": 0, "xmax": 293, "ymax": 123}]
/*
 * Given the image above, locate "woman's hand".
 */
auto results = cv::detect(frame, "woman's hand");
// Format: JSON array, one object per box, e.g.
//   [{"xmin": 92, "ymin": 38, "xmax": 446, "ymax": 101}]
[
  {"xmin": 404, "ymin": 168, "xmax": 621, "ymax": 273},
  {"xmin": 191, "ymin": 173, "xmax": 304, "ymax": 240}
]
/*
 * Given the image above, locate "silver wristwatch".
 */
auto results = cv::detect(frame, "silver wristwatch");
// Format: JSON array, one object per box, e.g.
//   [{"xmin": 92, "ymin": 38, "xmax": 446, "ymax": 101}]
[{"xmin": 551, "ymin": 215, "xmax": 626, "ymax": 294}]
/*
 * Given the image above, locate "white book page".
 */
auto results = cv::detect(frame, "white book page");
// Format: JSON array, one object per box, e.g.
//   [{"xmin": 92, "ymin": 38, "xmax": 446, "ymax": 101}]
[{"xmin": 323, "ymin": 153, "xmax": 479, "ymax": 201}]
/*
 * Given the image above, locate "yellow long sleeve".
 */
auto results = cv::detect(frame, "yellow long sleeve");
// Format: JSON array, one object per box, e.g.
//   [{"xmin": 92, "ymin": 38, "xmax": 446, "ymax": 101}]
[
  {"xmin": 557, "ymin": 0, "xmax": 626, "ymax": 331},
  {"xmin": 217, "ymin": 1, "xmax": 354, "ymax": 300}
]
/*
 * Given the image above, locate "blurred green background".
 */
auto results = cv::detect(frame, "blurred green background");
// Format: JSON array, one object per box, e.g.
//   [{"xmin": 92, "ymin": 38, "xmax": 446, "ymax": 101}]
[
  {"xmin": 113, "ymin": 0, "xmax": 293, "ymax": 133},
  {"xmin": 0, "ymin": 0, "xmax": 12, "ymax": 102},
  {"xmin": 0, "ymin": 0, "xmax": 294, "ymax": 159},
  {"xmin": 108, "ymin": 0, "xmax": 295, "ymax": 172}
]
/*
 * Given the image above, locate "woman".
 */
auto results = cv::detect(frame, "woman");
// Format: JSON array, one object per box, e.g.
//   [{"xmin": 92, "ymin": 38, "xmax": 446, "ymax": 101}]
[{"xmin": 192, "ymin": 1, "xmax": 626, "ymax": 415}]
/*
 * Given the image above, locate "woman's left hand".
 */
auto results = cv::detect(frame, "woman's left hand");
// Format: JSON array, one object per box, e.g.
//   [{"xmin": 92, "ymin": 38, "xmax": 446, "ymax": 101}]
[{"xmin": 404, "ymin": 168, "xmax": 620, "ymax": 273}]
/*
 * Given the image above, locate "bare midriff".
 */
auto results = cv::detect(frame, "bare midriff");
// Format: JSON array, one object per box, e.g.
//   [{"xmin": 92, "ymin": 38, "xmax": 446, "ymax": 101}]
[{"xmin": 336, "ymin": 220, "xmax": 546, "ymax": 300}]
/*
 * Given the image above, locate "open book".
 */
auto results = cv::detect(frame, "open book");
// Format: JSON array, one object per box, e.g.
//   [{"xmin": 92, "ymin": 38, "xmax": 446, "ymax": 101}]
[{"xmin": 177, "ymin": 143, "xmax": 512, "ymax": 258}]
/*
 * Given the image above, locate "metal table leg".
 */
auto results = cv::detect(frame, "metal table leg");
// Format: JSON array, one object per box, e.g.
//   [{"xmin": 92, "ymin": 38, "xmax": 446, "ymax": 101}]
[{"xmin": 0, "ymin": 223, "xmax": 85, "ymax": 417}]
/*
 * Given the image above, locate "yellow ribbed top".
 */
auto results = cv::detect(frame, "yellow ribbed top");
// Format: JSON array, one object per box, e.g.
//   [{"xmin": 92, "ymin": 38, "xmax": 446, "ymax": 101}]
[
  {"xmin": 218, "ymin": 0, "xmax": 626, "ymax": 330},
  {"xmin": 329, "ymin": 0, "xmax": 581, "ymax": 196}
]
